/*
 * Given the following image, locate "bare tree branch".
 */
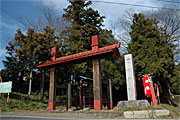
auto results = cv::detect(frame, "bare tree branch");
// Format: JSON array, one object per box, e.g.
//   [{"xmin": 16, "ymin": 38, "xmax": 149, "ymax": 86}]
[{"xmin": 15, "ymin": 3, "xmax": 67, "ymax": 34}]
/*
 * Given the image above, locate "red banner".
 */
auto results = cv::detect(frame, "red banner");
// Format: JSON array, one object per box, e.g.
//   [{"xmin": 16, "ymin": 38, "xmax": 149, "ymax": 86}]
[{"xmin": 143, "ymin": 75, "xmax": 151, "ymax": 97}]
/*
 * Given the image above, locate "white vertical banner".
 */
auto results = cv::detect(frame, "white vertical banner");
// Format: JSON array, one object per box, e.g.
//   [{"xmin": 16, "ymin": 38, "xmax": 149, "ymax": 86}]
[{"xmin": 124, "ymin": 54, "xmax": 136, "ymax": 100}]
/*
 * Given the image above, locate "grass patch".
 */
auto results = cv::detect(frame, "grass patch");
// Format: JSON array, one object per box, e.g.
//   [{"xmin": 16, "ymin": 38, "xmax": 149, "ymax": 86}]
[
  {"xmin": 0, "ymin": 92, "xmax": 66, "ymax": 112},
  {"xmin": 159, "ymin": 104, "xmax": 180, "ymax": 118},
  {"xmin": 0, "ymin": 92, "xmax": 179, "ymax": 119}
]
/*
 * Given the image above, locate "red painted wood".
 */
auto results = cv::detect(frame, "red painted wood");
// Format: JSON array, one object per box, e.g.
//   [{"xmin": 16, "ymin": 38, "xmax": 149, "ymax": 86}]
[
  {"xmin": 80, "ymin": 79, "xmax": 83, "ymax": 109},
  {"xmin": 51, "ymin": 47, "xmax": 57, "ymax": 56},
  {"xmin": 151, "ymin": 86, "xmax": 157, "ymax": 107},
  {"xmin": 67, "ymin": 104, "xmax": 71, "ymax": 109},
  {"xmin": 108, "ymin": 103, "xmax": 113, "ymax": 110},
  {"xmin": 37, "ymin": 43, "xmax": 120, "ymax": 68},
  {"xmin": 48, "ymin": 68, "xmax": 56, "ymax": 111},
  {"xmin": 92, "ymin": 35, "xmax": 99, "ymax": 51},
  {"xmin": 94, "ymin": 100, "xmax": 102, "ymax": 110},
  {"xmin": 48, "ymin": 102, "xmax": 56, "ymax": 111},
  {"xmin": 51, "ymin": 47, "xmax": 57, "ymax": 61}
]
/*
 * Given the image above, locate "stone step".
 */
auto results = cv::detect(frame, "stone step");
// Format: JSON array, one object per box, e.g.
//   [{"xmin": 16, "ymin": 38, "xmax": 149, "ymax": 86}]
[{"xmin": 124, "ymin": 109, "xmax": 170, "ymax": 118}]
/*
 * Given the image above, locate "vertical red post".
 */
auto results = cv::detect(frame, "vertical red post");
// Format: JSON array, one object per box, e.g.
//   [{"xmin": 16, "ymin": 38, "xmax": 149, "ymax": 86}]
[
  {"xmin": 92, "ymin": 35, "xmax": 99, "ymax": 51},
  {"xmin": 67, "ymin": 80, "xmax": 71, "ymax": 110},
  {"xmin": 108, "ymin": 78, "xmax": 113, "ymax": 110},
  {"xmin": 93, "ymin": 59, "xmax": 102, "ymax": 110},
  {"xmin": 48, "ymin": 67, "xmax": 56, "ymax": 111},
  {"xmin": 92, "ymin": 35, "xmax": 102, "ymax": 110},
  {"xmin": 51, "ymin": 47, "xmax": 57, "ymax": 61},
  {"xmin": 151, "ymin": 86, "xmax": 157, "ymax": 107},
  {"xmin": 80, "ymin": 79, "xmax": 83, "ymax": 109}
]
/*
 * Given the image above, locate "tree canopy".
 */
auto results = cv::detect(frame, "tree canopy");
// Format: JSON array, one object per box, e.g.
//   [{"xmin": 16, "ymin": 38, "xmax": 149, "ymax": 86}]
[
  {"xmin": 128, "ymin": 13, "xmax": 179, "ymax": 103},
  {"xmin": 3, "ymin": 26, "xmax": 63, "ymax": 96}
]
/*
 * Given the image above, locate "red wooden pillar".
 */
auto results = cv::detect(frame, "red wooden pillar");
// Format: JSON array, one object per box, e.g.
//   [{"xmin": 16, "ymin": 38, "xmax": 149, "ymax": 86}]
[
  {"xmin": 92, "ymin": 35, "xmax": 102, "ymax": 110},
  {"xmin": 93, "ymin": 59, "xmax": 102, "ymax": 110},
  {"xmin": 80, "ymin": 79, "xmax": 83, "ymax": 109},
  {"xmin": 48, "ymin": 67, "xmax": 56, "ymax": 111},
  {"xmin": 67, "ymin": 80, "xmax": 71, "ymax": 110},
  {"xmin": 88, "ymin": 83, "xmax": 91, "ymax": 108},
  {"xmin": 108, "ymin": 78, "xmax": 113, "ymax": 110},
  {"xmin": 151, "ymin": 86, "xmax": 157, "ymax": 107}
]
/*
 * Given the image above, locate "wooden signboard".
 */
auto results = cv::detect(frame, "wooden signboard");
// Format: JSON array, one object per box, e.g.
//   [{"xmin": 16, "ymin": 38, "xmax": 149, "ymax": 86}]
[{"xmin": 0, "ymin": 81, "xmax": 12, "ymax": 102}]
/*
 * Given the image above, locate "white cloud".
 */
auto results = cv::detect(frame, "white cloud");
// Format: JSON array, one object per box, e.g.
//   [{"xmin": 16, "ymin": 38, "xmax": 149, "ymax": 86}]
[
  {"xmin": 41, "ymin": 0, "xmax": 69, "ymax": 12},
  {"xmin": 0, "ymin": 49, "xmax": 6, "ymax": 56},
  {"xmin": 91, "ymin": 0, "xmax": 158, "ymax": 28},
  {"xmin": 0, "ymin": 22, "xmax": 19, "ymax": 30},
  {"xmin": 40, "ymin": 0, "xmax": 161, "ymax": 29}
]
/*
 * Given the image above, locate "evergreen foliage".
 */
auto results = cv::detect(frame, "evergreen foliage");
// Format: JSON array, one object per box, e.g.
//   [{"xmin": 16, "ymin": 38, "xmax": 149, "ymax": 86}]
[
  {"xmin": 2, "ymin": 0, "xmax": 125, "ymax": 104},
  {"xmin": 3, "ymin": 26, "xmax": 63, "ymax": 94},
  {"xmin": 62, "ymin": 0, "xmax": 125, "ymax": 103},
  {"xmin": 63, "ymin": 0, "xmax": 105, "ymax": 53},
  {"xmin": 128, "ymin": 13, "xmax": 178, "ymax": 103}
]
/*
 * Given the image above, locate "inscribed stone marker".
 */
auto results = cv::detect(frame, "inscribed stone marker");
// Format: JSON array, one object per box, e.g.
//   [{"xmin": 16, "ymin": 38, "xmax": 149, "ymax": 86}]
[{"xmin": 124, "ymin": 54, "xmax": 136, "ymax": 100}]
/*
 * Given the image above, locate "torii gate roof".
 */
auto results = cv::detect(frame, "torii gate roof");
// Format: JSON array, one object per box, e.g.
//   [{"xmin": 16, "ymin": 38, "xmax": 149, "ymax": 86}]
[{"xmin": 37, "ymin": 35, "xmax": 120, "ymax": 68}]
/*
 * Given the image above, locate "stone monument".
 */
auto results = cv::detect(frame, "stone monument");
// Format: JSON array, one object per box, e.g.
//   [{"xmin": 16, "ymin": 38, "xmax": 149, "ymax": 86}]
[
  {"xmin": 115, "ymin": 54, "xmax": 150, "ymax": 109},
  {"xmin": 124, "ymin": 54, "xmax": 136, "ymax": 100}
]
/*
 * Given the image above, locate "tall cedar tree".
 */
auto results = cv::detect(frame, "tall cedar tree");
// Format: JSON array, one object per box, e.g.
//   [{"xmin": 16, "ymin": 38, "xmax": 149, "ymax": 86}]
[
  {"xmin": 63, "ymin": 0, "xmax": 105, "ymax": 53},
  {"xmin": 128, "ymin": 13, "xmax": 178, "ymax": 104},
  {"xmin": 3, "ymin": 26, "xmax": 63, "ymax": 96},
  {"xmin": 3, "ymin": 41, "xmax": 26, "ymax": 92},
  {"xmin": 63, "ymin": 1, "xmax": 125, "ymax": 103},
  {"xmin": 62, "ymin": 0, "xmax": 105, "ymax": 77}
]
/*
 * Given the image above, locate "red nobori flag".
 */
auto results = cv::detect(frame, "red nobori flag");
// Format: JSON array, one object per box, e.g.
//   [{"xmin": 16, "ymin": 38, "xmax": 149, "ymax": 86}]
[{"xmin": 143, "ymin": 75, "xmax": 151, "ymax": 97}]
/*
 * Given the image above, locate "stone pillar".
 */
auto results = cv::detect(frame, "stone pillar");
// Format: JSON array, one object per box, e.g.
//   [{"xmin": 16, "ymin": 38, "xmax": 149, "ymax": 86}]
[
  {"xmin": 48, "ymin": 67, "xmax": 56, "ymax": 111},
  {"xmin": 124, "ymin": 54, "xmax": 137, "ymax": 100},
  {"xmin": 93, "ymin": 59, "xmax": 102, "ymax": 110},
  {"xmin": 67, "ymin": 80, "xmax": 71, "ymax": 110}
]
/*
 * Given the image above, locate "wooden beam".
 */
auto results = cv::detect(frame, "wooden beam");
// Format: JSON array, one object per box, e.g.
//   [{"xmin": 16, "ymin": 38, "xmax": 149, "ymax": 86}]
[
  {"xmin": 80, "ymin": 79, "xmax": 83, "ymax": 109},
  {"xmin": 93, "ymin": 59, "xmax": 102, "ymax": 110},
  {"xmin": 108, "ymin": 78, "xmax": 113, "ymax": 109},
  {"xmin": 67, "ymin": 80, "xmax": 71, "ymax": 110},
  {"xmin": 48, "ymin": 67, "xmax": 56, "ymax": 111},
  {"xmin": 40, "ymin": 69, "xmax": 45, "ymax": 101}
]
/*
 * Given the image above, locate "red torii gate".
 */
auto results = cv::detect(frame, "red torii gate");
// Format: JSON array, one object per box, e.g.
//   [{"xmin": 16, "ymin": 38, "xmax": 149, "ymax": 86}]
[{"xmin": 37, "ymin": 35, "xmax": 120, "ymax": 111}]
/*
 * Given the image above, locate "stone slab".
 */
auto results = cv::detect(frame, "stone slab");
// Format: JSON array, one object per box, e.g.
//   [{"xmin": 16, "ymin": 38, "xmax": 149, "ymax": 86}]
[
  {"xmin": 116, "ymin": 100, "xmax": 150, "ymax": 109},
  {"xmin": 124, "ymin": 109, "xmax": 170, "ymax": 118},
  {"xmin": 154, "ymin": 109, "xmax": 170, "ymax": 117}
]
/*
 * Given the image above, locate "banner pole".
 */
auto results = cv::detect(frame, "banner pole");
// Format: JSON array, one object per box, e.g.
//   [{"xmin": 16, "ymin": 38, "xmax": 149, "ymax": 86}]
[{"xmin": 7, "ymin": 92, "xmax": 9, "ymax": 102}]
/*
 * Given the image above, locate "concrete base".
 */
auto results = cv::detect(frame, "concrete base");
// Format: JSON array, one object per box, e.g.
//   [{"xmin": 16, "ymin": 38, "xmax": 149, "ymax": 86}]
[
  {"xmin": 116, "ymin": 100, "xmax": 150, "ymax": 110},
  {"xmin": 124, "ymin": 109, "xmax": 170, "ymax": 118}
]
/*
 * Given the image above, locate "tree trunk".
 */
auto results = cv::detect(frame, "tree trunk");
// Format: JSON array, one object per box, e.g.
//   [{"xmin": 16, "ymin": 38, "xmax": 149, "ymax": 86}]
[
  {"xmin": 40, "ymin": 70, "xmax": 45, "ymax": 101},
  {"xmin": 28, "ymin": 70, "xmax": 32, "ymax": 97},
  {"xmin": 168, "ymin": 89, "xmax": 178, "ymax": 106}
]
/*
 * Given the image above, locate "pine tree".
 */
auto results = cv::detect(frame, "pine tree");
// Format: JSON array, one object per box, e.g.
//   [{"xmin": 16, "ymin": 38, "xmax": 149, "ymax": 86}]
[
  {"xmin": 62, "ymin": 0, "xmax": 105, "ymax": 77},
  {"xmin": 63, "ymin": 0, "xmax": 105, "ymax": 54},
  {"xmin": 128, "ymin": 13, "xmax": 178, "ymax": 103},
  {"xmin": 3, "ymin": 26, "xmax": 63, "ymax": 96},
  {"xmin": 3, "ymin": 41, "xmax": 26, "ymax": 91},
  {"xmin": 63, "ymin": 1, "xmax": 125, "ymax": 104}
]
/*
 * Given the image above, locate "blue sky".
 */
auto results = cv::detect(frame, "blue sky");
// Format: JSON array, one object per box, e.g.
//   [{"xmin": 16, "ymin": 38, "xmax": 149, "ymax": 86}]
[{"xmin": 0, "ymin": 0, "xmax": 179, "ymax": 70}]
